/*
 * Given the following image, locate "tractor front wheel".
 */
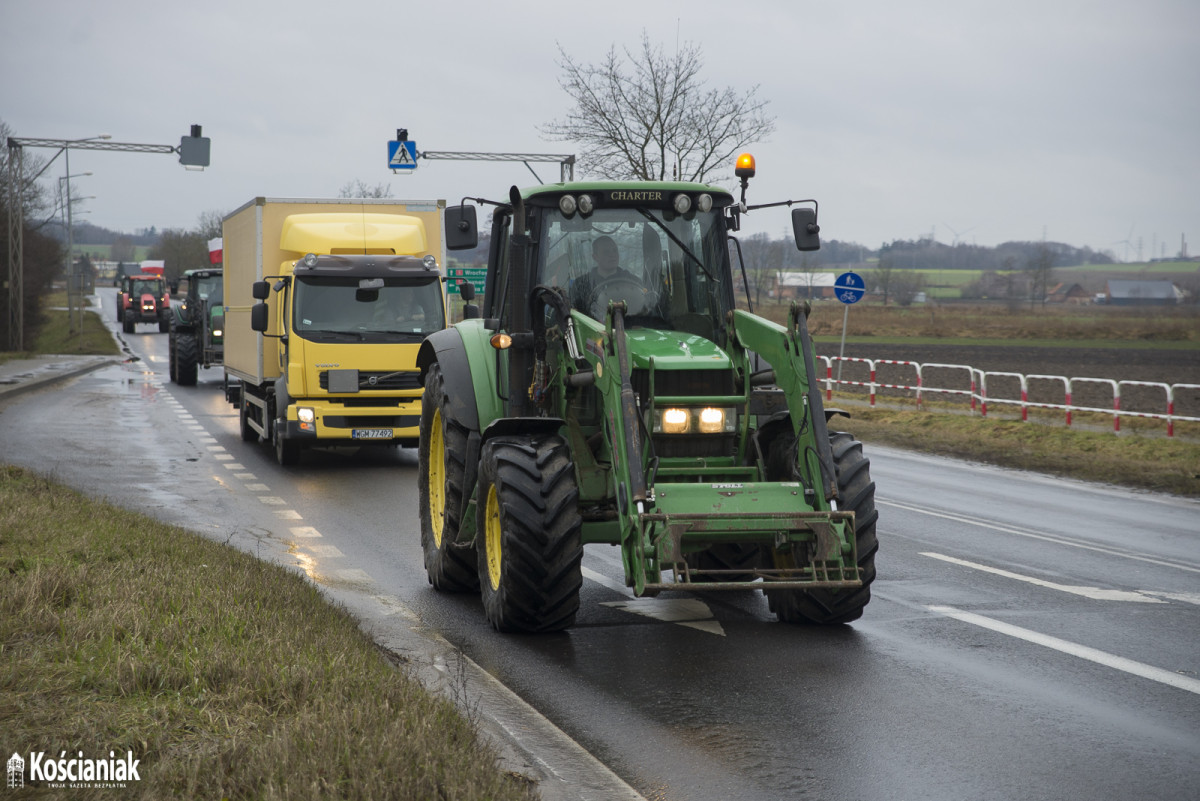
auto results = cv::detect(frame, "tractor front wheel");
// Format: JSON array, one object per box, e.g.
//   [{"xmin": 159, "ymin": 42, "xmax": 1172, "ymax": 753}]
[
  {"xmin": 477, "ymin": 435, "xmax": 583, "ymax": 633},
  {"xmin": 175, "ymin": 333, "xmax": 198, "ymax": 386},
  {"xmin": 765, "ymin": 430, "xmax": 878, "ymax": 625},
  {"xmin": 417, "ymin": 362, "xmax": 477, "ymax": 592}
]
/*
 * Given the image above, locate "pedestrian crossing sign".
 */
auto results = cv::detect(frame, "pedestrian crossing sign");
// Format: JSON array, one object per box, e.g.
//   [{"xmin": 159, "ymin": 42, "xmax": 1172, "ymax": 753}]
[{"xmin": 388, "ymin": 140, "xmax": 417, "ymax": 171}]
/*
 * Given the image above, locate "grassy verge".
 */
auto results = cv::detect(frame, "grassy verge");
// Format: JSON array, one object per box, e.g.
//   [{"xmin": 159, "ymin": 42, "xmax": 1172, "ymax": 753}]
[
  {"xmin": 838, "ymin": 404, "xmax": 1200, "ymax": 496},
  {"xmin": 0, "ymin": 465, "xmax": 535, "ymax": 800}
]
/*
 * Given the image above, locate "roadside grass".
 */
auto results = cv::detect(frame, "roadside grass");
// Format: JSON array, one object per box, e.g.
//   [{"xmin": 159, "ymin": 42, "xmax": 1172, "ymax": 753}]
[
  {"xmin": 0, "ymin": 465, "xmax": 535, "ymax": 801},
  {"xmin": 836, "ymin": 403, "xmax": 1200, "ymax": 496},
  {"xmin": 31, "ymin": 309, "xmax": 120, "ymax": 357}
]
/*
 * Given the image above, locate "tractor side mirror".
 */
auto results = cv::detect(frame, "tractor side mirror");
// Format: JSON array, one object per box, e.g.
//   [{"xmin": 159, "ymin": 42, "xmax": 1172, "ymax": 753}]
[
  {"xmin": 250, "ymin": 302, "xmax": 269, "ymax": 332},
  {"xmin": 792, "ymin": 208, "xmax": 821, "ymax": 252},
  {"xmin": 445, "ymin": 205, "xmax": 478, "ymax": 251},
  {"xmin": 252, "ymin": 280, "xmax": 270, "ymax": 300}
]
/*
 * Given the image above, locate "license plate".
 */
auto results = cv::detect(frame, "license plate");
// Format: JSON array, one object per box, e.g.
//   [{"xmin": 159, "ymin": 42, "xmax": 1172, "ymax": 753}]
[{"xmin": 351, "ymin": 429, "xmax": 392, "ymax": 440}]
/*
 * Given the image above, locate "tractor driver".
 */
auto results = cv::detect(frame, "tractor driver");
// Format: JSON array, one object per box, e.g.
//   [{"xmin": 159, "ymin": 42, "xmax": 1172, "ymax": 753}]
[{"xmin": 572, "ymin": 235, "xmax": 646, "ymax": 316}]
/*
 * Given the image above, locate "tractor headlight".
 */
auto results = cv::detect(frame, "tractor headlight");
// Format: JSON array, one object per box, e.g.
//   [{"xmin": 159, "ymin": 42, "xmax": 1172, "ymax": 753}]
[
  {"xmin": 697, "ymin": 407, "xmax": 725, "ymax": 434},
  {"xmin": 661, "ymin": 408, "xmax": 689, "ymax": 434},
  {"xmin": 696, "ymin": 193, "xmax": 713, "ymax": 213},
  {"xmin": 212, "ymin": 328, "xmax": 223, "ymax": 338},
  {"xmin": 558, "ymin": 195, "xmax": 577, "ymax": 216},
  {"xmin": 673, "ymin": 193, "xmax": 692, "ymax": 214},
  {"xmin": 653, "ymin": 407, "xmax": 735, "ymax": 434},
  {"xmin": 577, "ymin": 194, "xmax": 595, "ymax": 214}
]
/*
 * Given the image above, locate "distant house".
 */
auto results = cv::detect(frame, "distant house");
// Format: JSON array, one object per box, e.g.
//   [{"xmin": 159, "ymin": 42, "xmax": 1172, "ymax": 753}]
[
  {"xmin": 1104, "ymin": 280, "xmax": 1181, "ymax": 306},
  {"xmin": 1046, "ymin": 282, "xmax": 1090, "ymax": 304},
  {"xmin": 775, "ymin": 271, "xmax": 836, "ymax": 300}
]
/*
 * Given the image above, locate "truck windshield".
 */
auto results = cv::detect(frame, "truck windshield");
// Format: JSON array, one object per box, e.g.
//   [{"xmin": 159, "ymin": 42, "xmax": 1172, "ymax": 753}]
[
  {"xmin": 537, "ymin": 206, "xmax": 732, "ymax": 339},
  {"xmin": 292, "ymin": 276, "xmax": 445, "ymax": 340}
]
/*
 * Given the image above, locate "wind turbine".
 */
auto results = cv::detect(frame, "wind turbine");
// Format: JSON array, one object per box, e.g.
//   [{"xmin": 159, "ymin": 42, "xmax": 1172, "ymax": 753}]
[{"xmin": 1111, "ymin": 223, "xmax": 1135, "ymax": 262}]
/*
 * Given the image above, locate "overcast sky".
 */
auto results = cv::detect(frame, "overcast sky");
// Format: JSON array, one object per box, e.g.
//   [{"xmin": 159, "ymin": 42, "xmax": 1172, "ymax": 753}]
[{"xmin": 3, "ymin": 0, "xmax": 1196, "ymax": 259}]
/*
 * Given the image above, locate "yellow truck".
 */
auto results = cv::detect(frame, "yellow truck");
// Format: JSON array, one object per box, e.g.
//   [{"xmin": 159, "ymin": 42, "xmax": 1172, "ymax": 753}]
[{"xmin": 222, "ymin": 197, "xmax": 448, "ymax": 464}]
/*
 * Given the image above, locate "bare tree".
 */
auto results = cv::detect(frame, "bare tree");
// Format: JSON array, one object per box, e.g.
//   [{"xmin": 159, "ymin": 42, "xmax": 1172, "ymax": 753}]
[
  {"xmin": 1025, "ymin": 243, "xmax": 1055, "ymax": 308},
  {"xmin": 542, "ymin": 33, "xmax": 775, "ymax": 183},
  {"xmin": 872, "ymin": 253, "xmax": 896, "ymax": 306},
  {"xmin": 196, "ymin": 209, "xmax": 226, "ymax": 241},
  {"xmin": 339, "ymin": 179, "xmax": 393, "ymax": 199}
]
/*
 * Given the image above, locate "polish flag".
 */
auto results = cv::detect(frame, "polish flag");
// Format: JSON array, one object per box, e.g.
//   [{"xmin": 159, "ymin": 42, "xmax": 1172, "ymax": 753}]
[{"xmin": 208, "ymin": 237, "xmax": 223, "ymax": 264}]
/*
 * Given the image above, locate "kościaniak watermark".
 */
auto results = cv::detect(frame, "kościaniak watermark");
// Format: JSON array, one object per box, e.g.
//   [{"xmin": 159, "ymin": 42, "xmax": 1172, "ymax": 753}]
[{"xmin": 7, "ymin": 750, "xmax": 141, "ymax": 790}]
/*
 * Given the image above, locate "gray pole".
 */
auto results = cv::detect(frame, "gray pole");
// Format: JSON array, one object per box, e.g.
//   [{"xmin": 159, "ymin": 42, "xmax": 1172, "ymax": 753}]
[{"xmin": 836, "ymin": 302, "xmax": 849, "ymax": 386}]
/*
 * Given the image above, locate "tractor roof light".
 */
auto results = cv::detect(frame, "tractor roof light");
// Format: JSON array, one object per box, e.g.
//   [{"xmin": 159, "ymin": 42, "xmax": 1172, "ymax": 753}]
[
  {"xmin": 423, "ymin": 254, "xmax": 438, "ymax": 271},
  {"xmin": 672, "ymin": 193, "xmax": 692, "ymax": 214},
  {"xmin": 558, "ymin": 194, "xmax": 577, "ymax": 216},
  {"xmin": 735, "ymin": 153, "xmax": 756, "ymax": 179},
  {"xmin": 577, "ymin": 193, "xmax": 595, "ymax": 214},
  {"xmin": 696, "ymin": 193, "xmax": 713, "ymax": 213}
]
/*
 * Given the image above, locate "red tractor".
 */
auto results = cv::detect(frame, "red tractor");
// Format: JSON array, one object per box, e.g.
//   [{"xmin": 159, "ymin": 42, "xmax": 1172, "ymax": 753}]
[{"xmin": 119, "ymin": 274, "xmax": 171, "ymax": 333}]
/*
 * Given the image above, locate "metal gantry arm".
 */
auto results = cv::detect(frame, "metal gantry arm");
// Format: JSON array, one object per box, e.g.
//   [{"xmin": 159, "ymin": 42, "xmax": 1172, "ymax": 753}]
[
  {"xmin": 5, "ymin": 129, "xmax": 208, "ymax": 350},
  {"xmin": 419, "ymin": 151, "xmax": 576, "ymax": 184}
]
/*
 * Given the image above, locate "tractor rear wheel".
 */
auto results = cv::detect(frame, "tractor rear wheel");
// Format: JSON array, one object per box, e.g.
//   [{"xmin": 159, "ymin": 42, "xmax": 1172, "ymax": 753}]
[
  {"xmin": 168, "ymin": 331, "xmax": 178, "ymax": 382},
  {"xmin": 175, "ymin": 333, "xmax": 198, "ymax": 386},
  {"xmin": 765, "ymin": 430, "xmax": 878, "ymax": 625},
  {"xmin": 417, "ymin": 362, "xmax": 477, "ymax": 592},
  {"xmin": 476, "ymin": 435, "xmax": 583, "ymax": 633}
]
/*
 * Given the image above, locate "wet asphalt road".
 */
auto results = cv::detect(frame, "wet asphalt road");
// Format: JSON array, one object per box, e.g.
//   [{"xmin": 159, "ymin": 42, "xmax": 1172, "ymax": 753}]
[{"xmin": 2, "ymin": 291, "xmax": 1197, "ymax": 801}]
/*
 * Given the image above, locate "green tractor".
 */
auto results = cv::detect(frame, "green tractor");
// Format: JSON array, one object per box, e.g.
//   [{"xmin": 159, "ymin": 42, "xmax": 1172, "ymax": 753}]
[
  {"xmin": 169, "ymin": 268, "xmax": 224, "ymax": 386},
  {"xmin": 417, "ymin": 155, "xmax": 877, "ymax": 633}
]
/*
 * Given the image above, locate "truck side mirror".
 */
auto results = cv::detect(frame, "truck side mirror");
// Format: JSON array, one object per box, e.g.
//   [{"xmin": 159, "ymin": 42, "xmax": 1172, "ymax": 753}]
[
  {"xmin": 445, "ymin": 205, "xmax": 478, "ymax": 251},
  {"xmin": 252, "ymin": 280, "xmax": 270, "ymax": 300},
  {"xmin": 791, "ymin": 208, "xmax": 821, "ymax": 252},
  {"xmin": 250, "ymin": 302, "xmax": 269, "ymax": 332}
]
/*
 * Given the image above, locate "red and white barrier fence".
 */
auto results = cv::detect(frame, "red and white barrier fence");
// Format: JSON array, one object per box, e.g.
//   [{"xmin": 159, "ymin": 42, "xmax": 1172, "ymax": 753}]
[{"xmin": 818, "ymin": 356, "xmax": 1200, "ymax": 437}]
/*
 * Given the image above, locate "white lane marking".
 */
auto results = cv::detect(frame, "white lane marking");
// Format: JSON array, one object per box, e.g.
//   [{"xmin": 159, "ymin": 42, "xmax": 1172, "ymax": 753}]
[
  {"xmin": 581, "ymin": 566, "xmax": 724, "ymax": 636},
  {"xmin": 923, "ymin": 552, "xmax": 1167, "ymax": 603},
  {"xmin": 335, "ymin": 568, "xmax": 372, "ymax": 583},
  {"xmin": 880, "ymin": 498, "xmax": 1200, "ymax": 574},
  {"xmin": 274, "ymin": 510, "xmax": 302, "ymax": 520},
  {"xmin": 290, "ymin": 526, "xmax": 322, "ymax": 538},
  {"xmin": 258, "ymin": 496, "xmax": 286, "ymax": 505},
  {"xmin": 222, "ymin": 463, "xmax": 246, "ymax": 470},
  {"xmin": 244, "ymin": 483, "xmax": 270, "ymax": 492},
  {"xmin": 308, "ymin": 544, "xmax": 344, "ymax": 558},
  {"xmin": 213, "ymin": 454, "xmax": 234, "ymax": 461},
  {"xmin": 928, "ymin": 605, "xmax": 1200, "ymax": 695},
  {"xmin": 582, "ymin": 565, "xmax": 628, "ymax": 595},
  {"xmin": 1141, "ymin": 591, "xmax": 1200, "ymax": 606},
  {"xmin": 233, "ymin": 473, "xmax": 257, "ymax": 480}
]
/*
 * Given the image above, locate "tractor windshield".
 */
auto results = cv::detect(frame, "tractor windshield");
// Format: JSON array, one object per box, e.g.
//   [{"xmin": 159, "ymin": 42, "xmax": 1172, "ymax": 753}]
[
  {"xmin": 192, "ymin": 275, "xmax": 222, "ymax": 302},
  {"xmin": 537, "ymin": 206, "xmax": 733, "ymax": 340},
  {"xmin": 292, "ymin": 276, "xmax": 445, "ymax": 341}
]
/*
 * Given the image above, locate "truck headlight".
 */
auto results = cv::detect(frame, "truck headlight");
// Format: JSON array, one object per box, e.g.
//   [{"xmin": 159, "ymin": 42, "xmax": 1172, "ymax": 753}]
[{"xmin": 297, "ymin": 407, "xmax": 315, "ymax": 424}]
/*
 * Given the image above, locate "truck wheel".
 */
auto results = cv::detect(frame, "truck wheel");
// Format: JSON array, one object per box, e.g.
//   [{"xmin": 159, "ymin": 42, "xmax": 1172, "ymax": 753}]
[
  {"xmin": 122, "ymin": 309, "xmax": 135, "ymax": 334},
  {"xmin": 476, "ymin": 435, "xmax": 583, "ymax": 633},
  {"xmin": 765, "ymin": 430, "xmax": 878, "ymax": 625},
  {"xmin": 175, "ymin": 334, "xmax": 198, "ymax": 386},
  {"xmin": 417, "ymin": 363, "xmax": 477, "ymax": 592},
  {"xmin": 273, "ymin": 420, "xmax": 300, "ymax": 466}
]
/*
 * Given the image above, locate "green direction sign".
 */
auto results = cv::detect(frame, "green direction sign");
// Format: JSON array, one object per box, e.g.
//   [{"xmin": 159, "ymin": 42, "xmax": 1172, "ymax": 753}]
[{"xmin": 446, "ymin": 266, "xmax": 487, "ymax": 295}]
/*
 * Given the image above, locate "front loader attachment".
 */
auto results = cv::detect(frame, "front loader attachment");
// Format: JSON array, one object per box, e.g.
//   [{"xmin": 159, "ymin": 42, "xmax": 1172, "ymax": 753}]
[{"xmin": 632, "ymin": 481, "xmax": 861, "ymax": 595}]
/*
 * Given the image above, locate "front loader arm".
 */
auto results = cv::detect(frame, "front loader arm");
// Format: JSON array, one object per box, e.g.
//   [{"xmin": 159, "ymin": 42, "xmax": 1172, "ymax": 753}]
[{"xmin": 729, "ymin": 304, "xmax": 838, "ymax": 505}]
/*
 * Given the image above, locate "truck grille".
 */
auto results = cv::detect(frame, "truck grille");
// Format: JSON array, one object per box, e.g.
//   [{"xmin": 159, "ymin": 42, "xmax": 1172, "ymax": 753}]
[{"xmin": 319, "ymin": 370, "xmax": 422, "ymax": 392}]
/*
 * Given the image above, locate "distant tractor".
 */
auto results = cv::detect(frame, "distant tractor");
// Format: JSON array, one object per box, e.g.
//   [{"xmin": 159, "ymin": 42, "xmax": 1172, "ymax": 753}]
[
  {"xmin": 417, "ymin": 154, "xmax": 879, "ymax": 633},
  {"xmin": 169, "ymin": 268, "xmax": 224, "ymax": 386},
  {"xmin": 120, "ymin": 274, "xmax": 171, "ymax": 334}
]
